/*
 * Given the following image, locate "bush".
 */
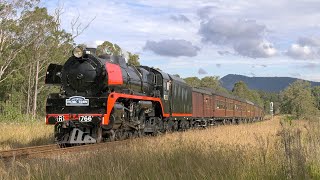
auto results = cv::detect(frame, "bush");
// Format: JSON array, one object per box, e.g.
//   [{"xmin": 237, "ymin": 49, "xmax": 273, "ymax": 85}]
[{"xmin": 280, "ymin": 80, "xmax": 319, "ymax": 119}]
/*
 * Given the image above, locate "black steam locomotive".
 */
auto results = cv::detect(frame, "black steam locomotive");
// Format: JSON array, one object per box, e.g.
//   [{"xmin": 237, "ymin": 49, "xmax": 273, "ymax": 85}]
[
  {"xmin": 45, "ymin": 46, "xmax": 263, "ymax": 145},
  {"xmin": 46, "ymin": 46, "xmax": 192, "ymax": 144}
]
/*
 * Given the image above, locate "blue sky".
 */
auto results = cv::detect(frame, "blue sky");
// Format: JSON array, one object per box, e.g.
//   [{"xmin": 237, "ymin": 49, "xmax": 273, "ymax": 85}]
[{"xmin": 44, "ymin": 0, "xmax": 320, "ymax": 81}]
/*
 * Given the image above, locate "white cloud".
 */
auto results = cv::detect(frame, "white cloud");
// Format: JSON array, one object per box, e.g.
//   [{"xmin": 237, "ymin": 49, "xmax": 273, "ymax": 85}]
[
  {"xmin": 287, "ymin": 36, "xmax": 320, "ymax": 59},
  {"xmin": 234, "ymin": 39, "xmax": 277, "ymax": 58},
  {"xmin": 286, "ymin": 44, "xmax": 317, "ymax": 59},
  {"xmin": 144, "ymin": 39, "xmax": 200, "ymax": 57},
  {"xmin": 199, "ymin": 17, "xmax": 277, "ymax": 58},
  {"xmin": 50, "ymin": 0, "xmax": 200, "ymax": 53}
]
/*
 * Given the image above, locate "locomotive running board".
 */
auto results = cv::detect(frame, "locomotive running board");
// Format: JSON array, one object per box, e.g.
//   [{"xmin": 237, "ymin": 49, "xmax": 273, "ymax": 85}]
[{"xmin": 60, "ymin": 128, "xmax": 96, "ymax": 144}]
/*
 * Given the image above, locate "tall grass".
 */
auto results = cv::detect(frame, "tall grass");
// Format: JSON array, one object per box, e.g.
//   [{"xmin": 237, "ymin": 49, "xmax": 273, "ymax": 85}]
[
  {"xmin": 1, "ymin": 116, "xmax": 320, "ymax": 179},
  {"xmin": 0, "ymin": 120, "xmax": 54, "ymax": 151}
]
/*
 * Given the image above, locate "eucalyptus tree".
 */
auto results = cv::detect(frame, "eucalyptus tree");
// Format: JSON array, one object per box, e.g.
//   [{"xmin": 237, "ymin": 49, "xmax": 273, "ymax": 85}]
[
  {"xmin": 312, "ymin": 86, "xmax": 320, "ymax": 110},
  {"xmin": 96, "ymin": 41, "xmax": 140, "ymax": 66},
  {"xmin": 0, "ymin": 0, "xmax": 40, "ymax": 83},
  {"xmin": 20, "ymin": 7, "xmax": 73, "ymax": 117},
  {"xmin": 280, "ymin": 80, "xmax": 318, "ymax": 118},
  {"xmin": 200, "ymin": 76, "xmax": 228, "ymax": 92},
  {"xmin": 127, "ymin": 52, "xmax": 140, "ymax": 66},
  {"xmin": 184, "ymin": 77, "xmax": 201, "ymax": 87},
  {"xmin": 232, "ymin": 81, "xmax": 263, "ymax": 106},
  {"xmin": 0, "ymin": 1, "xmax": 96, "ymax": 120}
]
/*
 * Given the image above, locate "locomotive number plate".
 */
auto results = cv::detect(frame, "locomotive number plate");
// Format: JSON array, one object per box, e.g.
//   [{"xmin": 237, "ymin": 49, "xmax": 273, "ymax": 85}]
[{"xmin": 79, "ymin": 116, "xmax": 93, "ymax": 122}]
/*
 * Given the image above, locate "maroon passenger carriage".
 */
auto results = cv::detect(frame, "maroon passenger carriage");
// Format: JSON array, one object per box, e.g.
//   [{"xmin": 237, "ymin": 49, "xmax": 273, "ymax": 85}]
[{"xmin": 191, "ymin": 87, "xmax": 264, "ymax": 127}]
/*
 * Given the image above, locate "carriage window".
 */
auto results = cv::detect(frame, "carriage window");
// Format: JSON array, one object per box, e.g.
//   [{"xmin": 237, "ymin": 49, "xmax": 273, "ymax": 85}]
[{"xmin": 216, "ymin": 100, "xmax": 226, "ymax": 109}]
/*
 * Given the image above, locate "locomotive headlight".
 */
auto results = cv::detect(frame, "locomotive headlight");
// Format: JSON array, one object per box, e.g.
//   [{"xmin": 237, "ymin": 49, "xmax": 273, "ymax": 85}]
[{"xmin": 73, "ymin": 46, "xmax": 84, "ymax": 58}]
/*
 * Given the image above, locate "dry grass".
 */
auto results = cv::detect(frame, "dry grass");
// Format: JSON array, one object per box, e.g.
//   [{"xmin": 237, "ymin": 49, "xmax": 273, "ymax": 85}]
[
  {"xmin": 0, "ymin": 121, "xmax": 54, "ymax": 151},
  {"xmin": 1, "ymin": 116, "xmax": 320, "ymax": 179}
]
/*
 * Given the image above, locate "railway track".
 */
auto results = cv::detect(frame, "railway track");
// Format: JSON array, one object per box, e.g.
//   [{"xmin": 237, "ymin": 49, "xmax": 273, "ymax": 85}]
[
  {"xmin": 0, "ymin": 144, "xmax": 60, "ymax": 159},
  {"xmin": 0, "ymin": 140, "xmax": 131, "ymax": 159}
]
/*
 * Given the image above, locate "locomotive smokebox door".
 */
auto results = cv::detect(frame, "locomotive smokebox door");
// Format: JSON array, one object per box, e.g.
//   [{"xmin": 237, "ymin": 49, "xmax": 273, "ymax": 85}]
[{"xmin": 45, "ymin": 63, "xmax": 62, "ymax": 85}]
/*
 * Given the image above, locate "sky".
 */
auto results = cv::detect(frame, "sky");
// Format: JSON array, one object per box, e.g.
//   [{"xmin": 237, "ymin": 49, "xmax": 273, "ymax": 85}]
[{"xmin": 43, "ymin": 0, "xmax": 320, "ymax": 81}]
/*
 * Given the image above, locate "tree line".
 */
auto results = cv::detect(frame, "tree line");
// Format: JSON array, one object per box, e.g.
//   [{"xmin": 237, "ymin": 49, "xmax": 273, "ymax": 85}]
[
  {"xmin": 0, "ymin": 1, "xmax": 75, "ymax": 120},
  {"xmin": 0, "ymin": 1, "xmax": 140, "ymax": 121}
]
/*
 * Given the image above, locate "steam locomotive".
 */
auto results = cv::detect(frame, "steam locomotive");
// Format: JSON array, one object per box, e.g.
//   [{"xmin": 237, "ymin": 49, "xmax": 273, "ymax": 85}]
[{"xmin": 45, "ymin": 46, "xmax": 264, "ymax": 145}]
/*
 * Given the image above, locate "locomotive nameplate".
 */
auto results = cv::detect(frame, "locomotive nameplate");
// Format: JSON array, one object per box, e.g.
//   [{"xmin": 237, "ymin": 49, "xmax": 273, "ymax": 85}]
[{"xmin": 66, "ymin": 96, "xmax": 89, "ymax": 106}]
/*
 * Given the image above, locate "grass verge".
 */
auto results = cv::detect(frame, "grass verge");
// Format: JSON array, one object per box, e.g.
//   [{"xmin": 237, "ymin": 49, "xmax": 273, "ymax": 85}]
[
  {"xmin": 0, "ymin": 120, "xmax": 54, "ymax": 151},
  {"xmin": 1, "ymin": 116, "xmax": 320, "ymax": 179}
]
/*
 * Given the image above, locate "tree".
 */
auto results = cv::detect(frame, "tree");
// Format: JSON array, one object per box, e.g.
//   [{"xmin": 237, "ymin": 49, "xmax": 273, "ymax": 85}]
[
  {"xmin": 200, "ymin": 76, "xmax": 220, "ymax": 88},
  {"xmin": 232, "ymin": 81, "xmax": 263, "ymax": 106},
  {"xmin": 257, "ymin": 90, "xmax": 281, "ymax": 114},
  {"xmin": 0, "ymin": 4, "xmax": 74, "ymax": 120},
  {"xmin": 200, "ymin": 76, "xmax": 229, "ymax": 93},
  {"xmin": 2, "ymin": 7, "xmax": 74, "ymax": 118},
  {"xmin": 280, "ymin": 80, "xmax": 318, "ymax": 119},
  {"xmin": 127, "ymin": 52, "xmax": 140, "ymax": 66},
  {"xmin": 20, "ymin": 7, "xmax": 73, "ymax": 117},
  {"xmin": 232, "ymin": 81, "xmax": 249, "ymax": 98},
  {"xmin": 184, "ymin": 76, "xmax": 229, "ymax": 92},
  {"xmin": 96, "ymin": 41, "xmax": 140, "ymax": 66},
  {"xmin": 250, "ymin": 90, "xmax": 264, "ymax": 107},
  {"xmin": 184, "ymin": 77, "xmax": 201, "ymax": 87},
  {"xmin": 0, "ymin": 1, "xmax": 95, "ymax": 121},
  {"xmin": 0, "ymin": 0, "xmax": 40, "ymax": 83},
  {"xmin": 97, "ymin": 41, "xmax": 121, "ymax": 56},
  {"xmin": 312, "ymin": 86, "xmax": 320, "ymax": 110},
  {"xmin": 184, "ymin": 76, "xmax": 229, "ymax": 93}
]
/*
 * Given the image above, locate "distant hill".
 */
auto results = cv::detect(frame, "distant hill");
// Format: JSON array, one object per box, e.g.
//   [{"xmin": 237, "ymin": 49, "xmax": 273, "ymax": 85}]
[{"xmin": 220, "ymin": 74, "xmax": 320, "ymax": 92}]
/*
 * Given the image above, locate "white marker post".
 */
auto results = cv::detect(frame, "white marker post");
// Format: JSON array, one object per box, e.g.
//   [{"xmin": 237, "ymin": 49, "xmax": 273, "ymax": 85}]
[{"xmin": 270, "ymin": 102, "xmax": 274, "ymax": 119}]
